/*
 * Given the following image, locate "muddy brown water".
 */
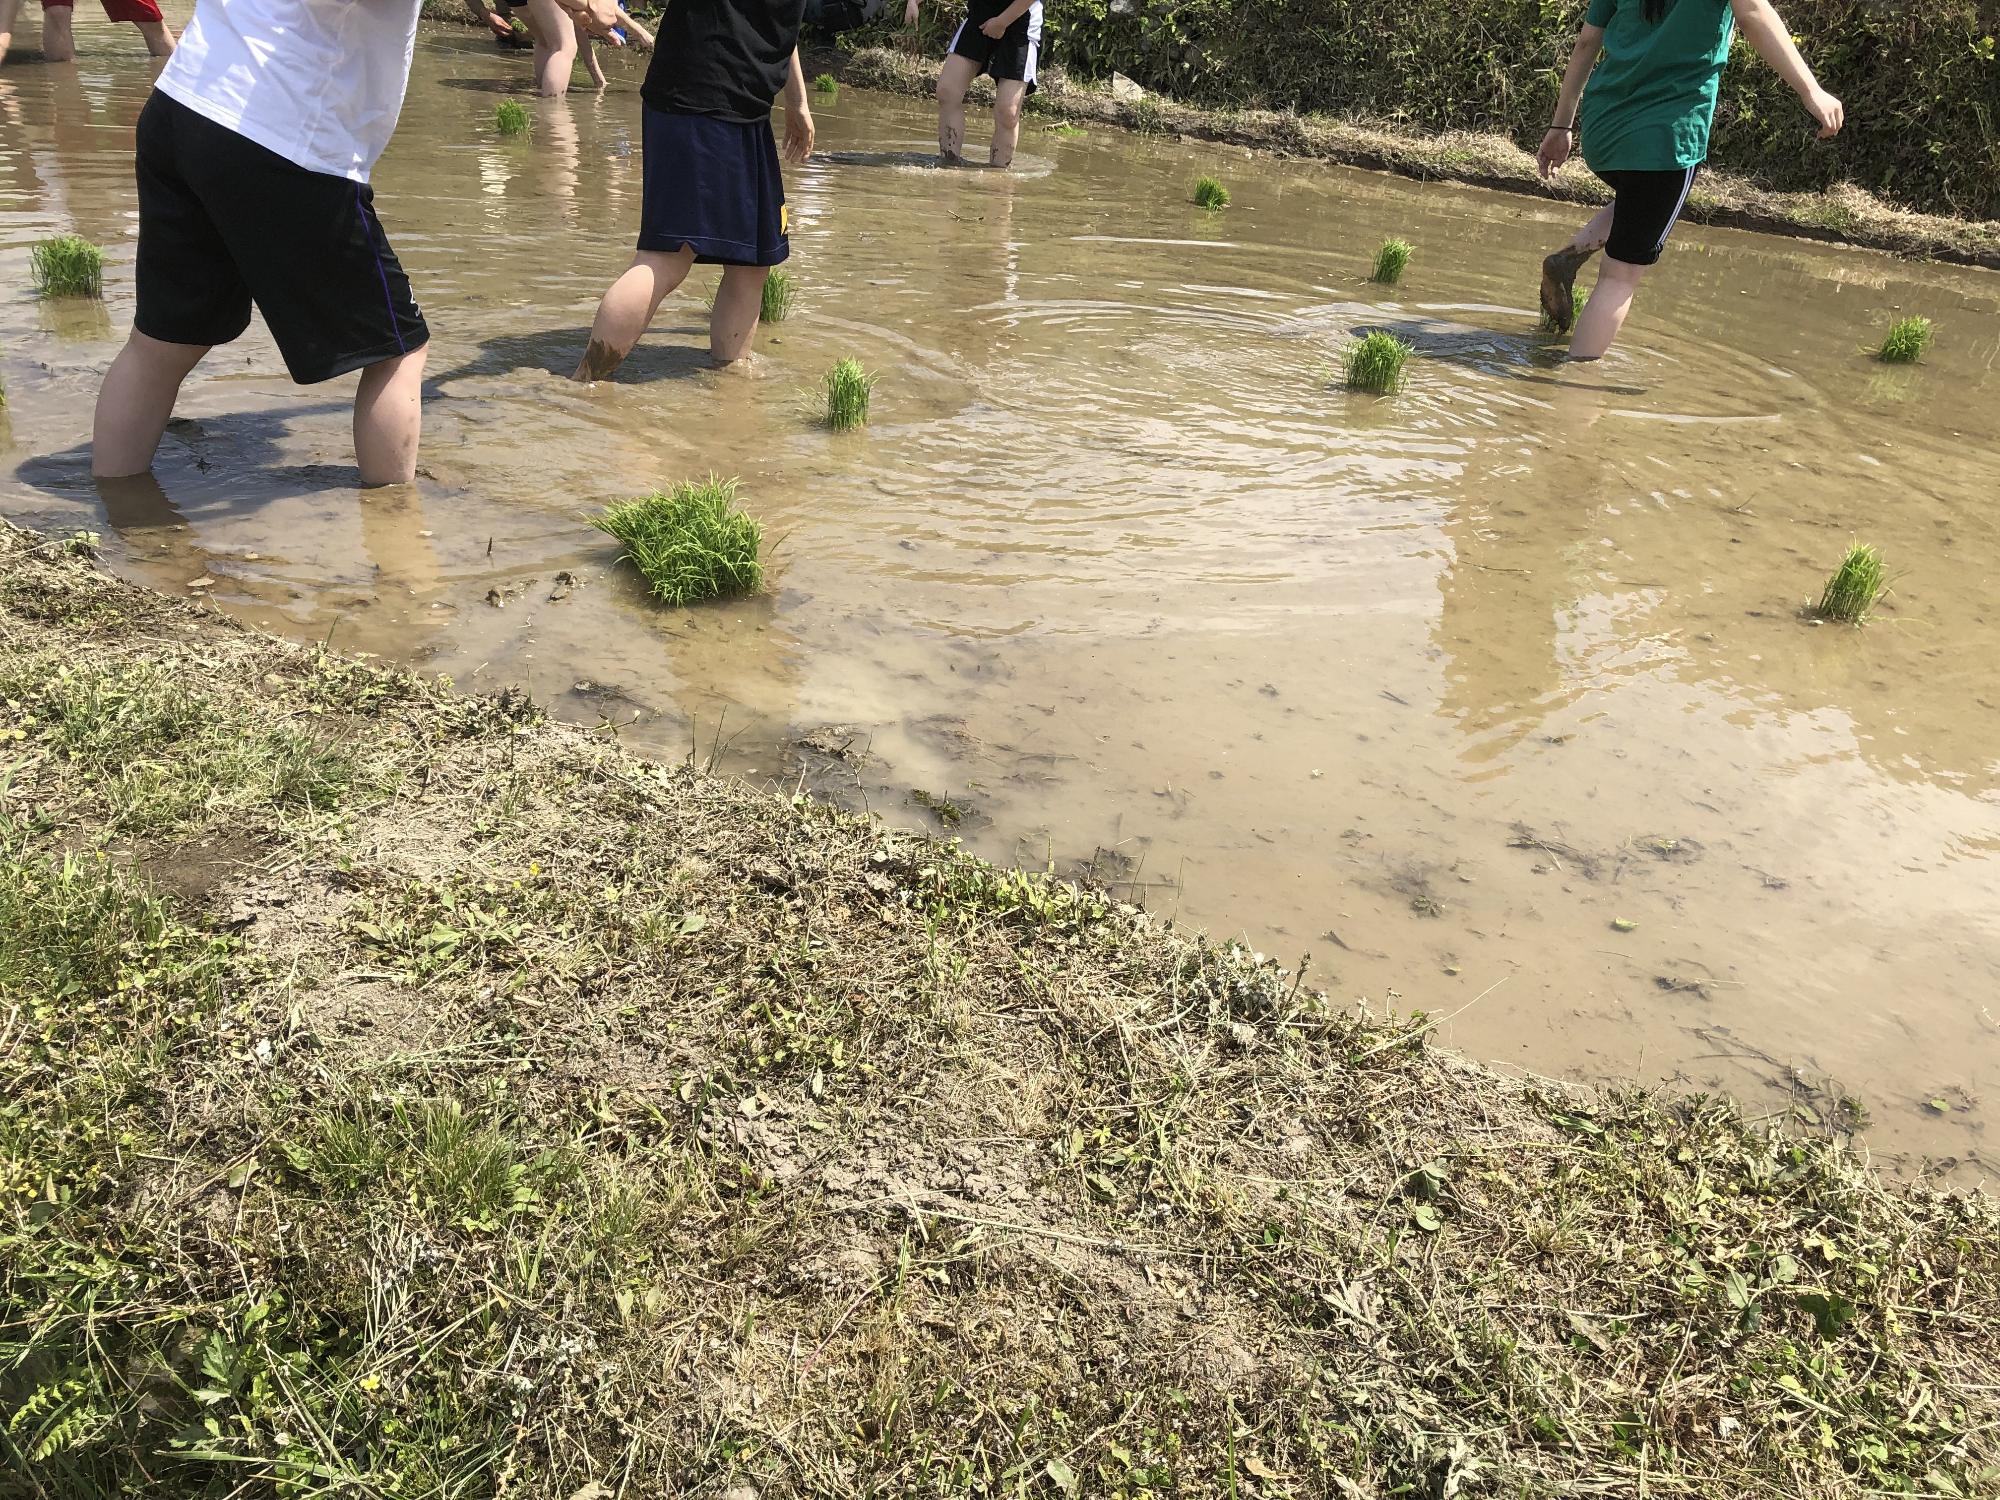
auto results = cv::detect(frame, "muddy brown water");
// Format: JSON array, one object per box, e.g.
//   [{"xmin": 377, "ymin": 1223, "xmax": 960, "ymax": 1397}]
[{"xmin": 5, "ymin": 23, "xmax": 1998, "ymax": 1179}]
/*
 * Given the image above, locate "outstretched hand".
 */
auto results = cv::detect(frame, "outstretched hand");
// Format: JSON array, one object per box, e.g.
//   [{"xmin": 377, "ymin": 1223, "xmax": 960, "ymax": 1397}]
[
  {"xmin": 904, "ymin": 0, "xmax": 919, "ymax": 25},
  {"xmin": 1536, "ymin": 128, "xmax": 1573, "ymax": 181}
]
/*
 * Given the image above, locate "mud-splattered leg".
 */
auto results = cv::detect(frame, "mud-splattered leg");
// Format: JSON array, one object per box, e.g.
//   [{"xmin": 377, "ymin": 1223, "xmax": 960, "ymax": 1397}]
[{"xmin": 573, "ymin": 247, "xmax": 695, "ymax": 382}]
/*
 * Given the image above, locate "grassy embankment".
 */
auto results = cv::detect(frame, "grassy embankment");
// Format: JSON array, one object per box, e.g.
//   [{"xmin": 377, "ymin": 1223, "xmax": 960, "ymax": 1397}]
[
  {"xmin": 839, "ymin": 49, "xmax": 2000, "ymax": 270},
  {"xmin": 3, "ymin": 519, "xmax": 1997, "ymax": 1497}
]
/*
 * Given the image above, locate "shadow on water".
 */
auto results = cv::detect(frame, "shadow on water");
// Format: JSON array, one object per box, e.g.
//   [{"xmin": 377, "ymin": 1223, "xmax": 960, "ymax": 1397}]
[{"xmin": 428, "ymin": 329, "xmax": 719, "ymax": 389}]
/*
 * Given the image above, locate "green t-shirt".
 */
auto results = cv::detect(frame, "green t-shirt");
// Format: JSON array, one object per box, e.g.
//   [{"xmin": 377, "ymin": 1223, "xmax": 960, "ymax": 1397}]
[{"xmin": 1579, "ymin": 0, "xmax": 1736, "ymax": 173}]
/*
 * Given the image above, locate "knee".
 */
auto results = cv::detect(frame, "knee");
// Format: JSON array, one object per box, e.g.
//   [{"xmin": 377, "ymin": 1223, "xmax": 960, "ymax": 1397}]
[
  {"xmin": 994, "ymin": 99, "xmax": 1024, "ymax": 132},
  {"xmin": 1600, "ymin": 256, "xmax": 1650, "ymax": 287}
]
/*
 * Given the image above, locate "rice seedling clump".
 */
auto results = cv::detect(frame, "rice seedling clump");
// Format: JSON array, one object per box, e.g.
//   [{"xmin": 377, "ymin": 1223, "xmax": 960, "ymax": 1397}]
[
  {"xmin": 30, "ymin": 235, "xmax": 104, "ymax": 299},
  {"xmin": 760, "ymin": 270, "xmax": 796, "ymax": 324},
  {"xmin": 823, "ymin": 357, "xmax": 875, "ymax": 430},
  {"xmin": 1345, "ymin": 331, "xmax": 1413, "ymax": 394},
  {"xmin": 594, "ymin": 476, "xmax": 763, "ymax": 606},
  {"xmin": 1877, "ymin": 315, "xmax": 1933, "ymax": 364},
  {"xmin": 1192, "ymin": 175, "xmax": 1230, "ymax": 210},
  {"xmin": 1810, "ymin": 541, "xmax": 1885, "ymax": 624},
  {"xmin": 1371, "ymin": 237, "xmax": 1413, "ymax": 285},
  {"xmin": 813, "ymin": 73, "xmax": 838, "ymax": 96},
  {"xmin": 496, "ymin": 100, "xmax": 530, "ymax": 136},
  {"xmin": 1541, "ymin": 286, "xmax": 1587, "ymax": 334}
]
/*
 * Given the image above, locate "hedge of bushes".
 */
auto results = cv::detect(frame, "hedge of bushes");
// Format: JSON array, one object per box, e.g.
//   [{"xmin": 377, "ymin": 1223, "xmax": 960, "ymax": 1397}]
[{"xmin": 902, "ymin": 0, "xmax": 2000, "ymax": 219}]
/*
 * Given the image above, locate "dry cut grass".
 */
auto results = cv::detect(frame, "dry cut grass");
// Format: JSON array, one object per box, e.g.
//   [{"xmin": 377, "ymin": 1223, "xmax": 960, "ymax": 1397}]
[{"xmin": 2, "ymin": 520, "xmax": 1996, "ymax": 1500}]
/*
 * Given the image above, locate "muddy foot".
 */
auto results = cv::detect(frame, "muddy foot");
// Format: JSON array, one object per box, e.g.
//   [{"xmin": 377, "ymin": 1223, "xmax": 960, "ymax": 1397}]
[{"xmin": 1540, "ymin": 247, "xmax": 1593, "ymax": 333}]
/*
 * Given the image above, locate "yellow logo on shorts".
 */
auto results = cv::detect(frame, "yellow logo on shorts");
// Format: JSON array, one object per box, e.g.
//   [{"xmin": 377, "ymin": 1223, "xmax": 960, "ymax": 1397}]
[{"xmin": 780, "ymin": 204, "xmax": 790, "ymax": 235}]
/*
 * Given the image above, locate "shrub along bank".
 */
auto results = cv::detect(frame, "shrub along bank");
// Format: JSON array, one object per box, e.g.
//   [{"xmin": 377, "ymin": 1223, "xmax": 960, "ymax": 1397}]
[{"xmin": 888, "ymin": 0, "xmax": 2000, "ymax": 222}]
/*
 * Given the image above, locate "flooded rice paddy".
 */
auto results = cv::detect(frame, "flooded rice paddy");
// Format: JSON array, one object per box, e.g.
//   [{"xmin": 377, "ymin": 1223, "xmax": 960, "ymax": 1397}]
[{"xmin": 4, "ymin": 23, "xmax": 1998, "ymax": 1177}]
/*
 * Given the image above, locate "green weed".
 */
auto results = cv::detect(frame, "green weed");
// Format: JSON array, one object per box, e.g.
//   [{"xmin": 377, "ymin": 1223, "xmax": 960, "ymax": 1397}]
[
  {"xmin": 1877, "ymin": 315, "xmax": 1933, "ymax": 364},
  {"xmin": 813, "ymin": 72, "xmax": 839, "ymax": 96},
  {"xmin": 760, "ymin": 269, "xmax": 797, "ymax": 324},
  {"xmin": 496, "ymin": 99, "xmax": 530, "ymax": 136},
  {"xmin": 1192, "ymin": 175, "xmax": 1230, "ymax": 210},
  {"xmin": 595, "ymin": 476, "xmax": 764, "ymax": 606},
  {"xmin": 823, "ymin": 357, "xmax": 875, "ymax": 431},
  {"xmin": 1810, "ymin": 541, "xmax": 1886, "ymax": 624},
  {"xmin": 1345, "ymin": 330, "xmax": 1413, "ymax": 394},
  {"xmin": 30, "ymin": 235, "xmax": 103, "ymax": 299},
  {"xmin": 1049, "ymin": 122, "xmax": 1086, "ymax": 139},
  {"xmin": 1371, "ymin": 237, "xmax": 1413, "ymax": 285}
]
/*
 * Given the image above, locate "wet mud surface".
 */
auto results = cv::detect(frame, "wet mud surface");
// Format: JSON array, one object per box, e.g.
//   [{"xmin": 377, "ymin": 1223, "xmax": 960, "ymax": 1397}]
[{"xmin": 4, "ymin": 22, "xmax": 1997, "ymax": 1177}]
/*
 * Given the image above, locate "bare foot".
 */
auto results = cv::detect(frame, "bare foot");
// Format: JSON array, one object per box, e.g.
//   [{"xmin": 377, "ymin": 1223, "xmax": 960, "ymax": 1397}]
[
  {"xmin": 1540, "ymin": 246, "xmax": 1595, "ymax": 333},
  {"xmin": 573, "ymin": 338, "xmax": 625, "ymax": 382}
]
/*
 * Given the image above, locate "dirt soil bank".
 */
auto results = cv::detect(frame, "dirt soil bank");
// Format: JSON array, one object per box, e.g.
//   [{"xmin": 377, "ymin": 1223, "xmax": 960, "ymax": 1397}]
[
  {"xmin": 2, "ymin": 518, "xmax": 1996, "ymax": 1498},
  {"xmin": 841, "ymin": 48, "xmax": 2000, "ymax": 270}
]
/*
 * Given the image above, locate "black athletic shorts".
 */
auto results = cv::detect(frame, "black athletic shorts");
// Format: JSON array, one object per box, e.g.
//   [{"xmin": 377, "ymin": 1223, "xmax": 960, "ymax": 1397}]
[
  {"xmin": 1597, "ymin": 165, "xmax": 1700, "ymax": 267},
  {"xmin": 134, "ymin": 92, "xmax": 429, "ymax": 385},
  {"xmin": 949, "ymin": 0, "xmax": 1043, "ymax": 91}
]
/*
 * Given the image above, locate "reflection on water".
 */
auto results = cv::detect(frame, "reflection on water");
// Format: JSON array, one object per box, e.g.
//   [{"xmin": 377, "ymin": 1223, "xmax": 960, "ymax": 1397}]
[{"xmin": 5, "ymin": 19, "xmax": 1999, "ymax": 1179}]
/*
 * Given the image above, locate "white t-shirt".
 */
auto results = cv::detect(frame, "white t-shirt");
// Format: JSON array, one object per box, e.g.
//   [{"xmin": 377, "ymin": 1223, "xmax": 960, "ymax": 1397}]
[{"xmin": 155, "ymin": 0, "xmax": 423, "ymax": 183}]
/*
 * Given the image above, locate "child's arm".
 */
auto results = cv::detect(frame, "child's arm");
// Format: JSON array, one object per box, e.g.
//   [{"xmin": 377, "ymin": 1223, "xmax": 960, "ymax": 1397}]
[
  {"xmin": 781, "ymin": 49, "xmax": 816, "ymax": 163},
  {"xmin": 904, "ymin": 0, "xmax": 919, "ymax": 25},
  {"xmin": 547, "ymin": 0, "xmax": 624, "ymax": 44},
  {"xmin": 1728, "ymin": 0, "xmax": 1843, "ymax": 137},
  {"xmin": 580, "ymin": 31, "xmax": 608, "ymax": 87},
  {"xmin": 1537, "ymin": 23, "xmax": 1606, "ymax": 181},
  {"xmin": 981, "ymin": 0, "xmax": 1034, "ymax": 38}
]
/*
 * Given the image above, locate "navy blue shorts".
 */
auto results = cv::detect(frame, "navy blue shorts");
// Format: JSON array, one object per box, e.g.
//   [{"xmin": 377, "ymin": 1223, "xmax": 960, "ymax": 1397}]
[{"xmin": 638, "ymin": 107, "xmax": 789, "ymax": 267}]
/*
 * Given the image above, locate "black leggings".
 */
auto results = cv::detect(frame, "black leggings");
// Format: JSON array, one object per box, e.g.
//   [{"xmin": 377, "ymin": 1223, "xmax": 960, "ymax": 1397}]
[{"xmin": 1598, "ymin": 165, "xmax": 1700, "ymax": 266}]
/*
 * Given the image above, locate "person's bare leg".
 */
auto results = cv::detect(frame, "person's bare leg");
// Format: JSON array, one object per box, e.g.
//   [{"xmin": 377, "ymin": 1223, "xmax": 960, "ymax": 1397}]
[
  {"xmin": 91, "ymin": 332, "xmax": 210, "ymax": 477},
  {"xmin": 353, "ymin": 347, "xmax": 427, "ymax": 486},
  {"xmin": 573, "ymin": 246, "xmax": 695, "ymax": 381},
  {"xmin": 0, "ymin": 0, "xmax": 21, "ymax": 66},
  {"xmin": 42, "ymin": 4, "xmax": 75, "ymax": 62},
  {"xmin": 1540, "ymin": 201, "xmax": 1613, "ymax": 332},
  {"xmin": 526, "ymin": 0, "xmax": 576, "ymax": 97},
  {"xmin": 1568, "ymin": 254, "xmax": 1647, "ymax": 362},
  {"xmin": 710, "ymin": 263, "xmax": 768, "ymax": 365},
  {"xmin": 935, "ymin": 53, "xmax": 977, "ymax": 164},
  {"xmin": 990, "ymin": 78, "xmax": 1027, "ymax": 168},
  {"xmin": 136, "ymin": 18, "xmax": 174, "ymax": 56}
]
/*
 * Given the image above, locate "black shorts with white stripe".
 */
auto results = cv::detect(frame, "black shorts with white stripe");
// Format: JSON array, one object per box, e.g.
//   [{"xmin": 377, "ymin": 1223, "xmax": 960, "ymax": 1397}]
[
  {"xmin": 1597, "ymin": 165, "xmax": 1701, "ymax": 267},
  {"xmin": 949, "ymin": 0, "xmax": 1044, "ymax": 91}
]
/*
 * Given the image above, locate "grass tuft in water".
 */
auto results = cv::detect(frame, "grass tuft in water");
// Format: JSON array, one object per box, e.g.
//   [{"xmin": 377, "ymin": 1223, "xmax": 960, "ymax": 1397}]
[
  {"xmin": 1876, "ymin": 315, "xmax": 1933, "ymax": 364},
  {"xmin": 1050, "ymin": 122, "xmax": 1086, "ymax": 139},
  {"xmin": 823, "ymin": 357, "xmax": 876, "ymax": 431},
  {"xmin": 1370, "ymin": 237, "xmax": 1413, "ymax": 285},
  {"xmin": 1345, "ymin": 331, "xmax": 1413, "ymax": 394},
  {"xmin": 30, "ymin": 235, "xmax": 104, "ymax": 299},
  {"xmin": 760, "ymin": 270, "xmax": 796, "ymax": 324},
  {"xmin": 495, "ymin": 100, "xmax": 531, "ymax": 136},
  {"xmin": 594, "ymin": 477, "xmax": 764, "ymax": 606},
  {"xmin": 1192, "ymin": 175, "xmax": 1230, "ymax": 210},
  {"xmin": 813, "ymin": 72, "xmax": 838, "ymax": 96},
  {"xmin": 1540, "ymin": 286, "xmax": 1588, "ymax": 334},
  {"xmin": 1809, "ymin": 542, "xmax": 1885, "ymax": 624}
]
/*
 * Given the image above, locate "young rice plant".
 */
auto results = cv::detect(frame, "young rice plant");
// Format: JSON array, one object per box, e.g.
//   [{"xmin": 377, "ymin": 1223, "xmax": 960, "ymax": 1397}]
[
  {"xmin": 1192, "ymin": 175, "xmax": 1230, "ymax": 210},
  {"xmin": 495, "ymin": 100, "xmax": 530, "ymax": 136},
  {"xmin": 823, "ymin": 358, "xmax": 875, "ymax": 431},
  {"xmin": 1371, "ymin": 237, "xmax": 1413, "ymax": 285},
  {"xmin": 1346, "ymin": 331, "xmax": 1413, "ymax": 394},
  {"xmin": 594, "ymin": 476, "xmax": 763, "ymax": 606},
  {"xmin": 1810, "ymin": 542, "xmax": 1885, "ymax": 624},
  {"xmin": 813, "ymin": 73, "xmax": 839, "ymax": 96},
  {"xmin": 760, "ymin": 270, "xmax": 796, "ymax": 324},
  {"xmin": 1541, "ymin": 286, "xmax": 1587, "ymax": 334},
  {"xmin": 1877, "ymin": 316, "xmax": 1933, "ymax": 364},
  {"xmin": 30, "ymin": 235, "xmax": 104, "ymax": 299}
]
